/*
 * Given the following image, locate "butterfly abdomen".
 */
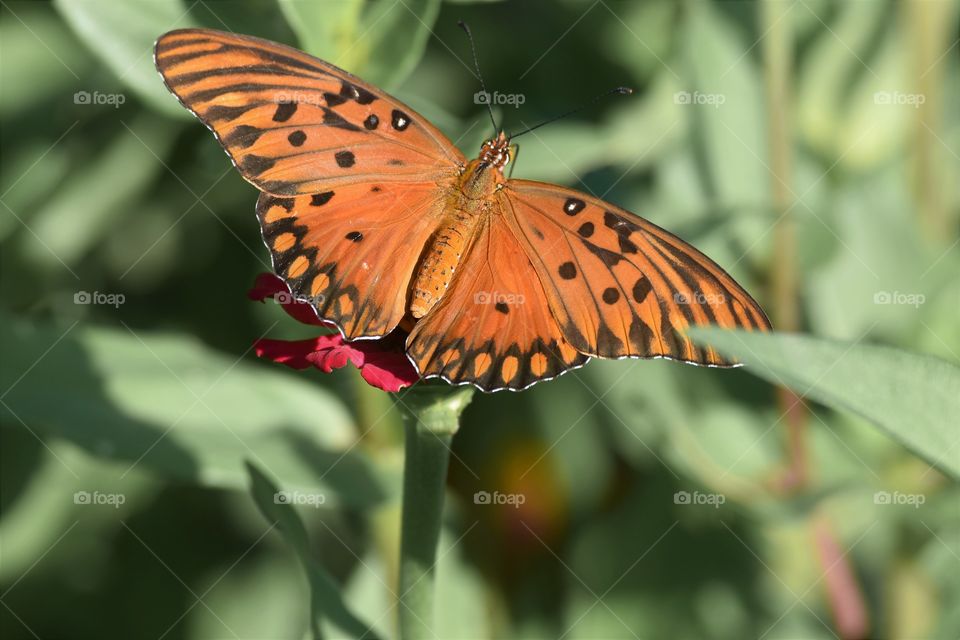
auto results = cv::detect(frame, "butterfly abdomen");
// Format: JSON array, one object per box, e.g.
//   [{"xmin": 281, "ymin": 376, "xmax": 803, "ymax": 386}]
[
  {"xmin": 409, "ymin": 160, "xmax": 503, "ymax": 319},
  {"xmin": 410, "ymin": 208, "xmax": 483, "ymax": 319}
]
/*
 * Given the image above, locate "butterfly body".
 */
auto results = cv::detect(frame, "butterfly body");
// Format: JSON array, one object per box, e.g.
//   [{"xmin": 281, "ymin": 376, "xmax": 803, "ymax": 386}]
[
  {"xmin": 155, "ymin": 28, "xmax": 771, "ymax": 392},
  {"xmin": 411, "ymin": 141, "xmax": 510, "ymax": 318}
]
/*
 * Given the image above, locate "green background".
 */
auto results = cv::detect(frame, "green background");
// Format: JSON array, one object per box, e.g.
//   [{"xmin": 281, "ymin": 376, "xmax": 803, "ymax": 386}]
[{"xmin": 1, "ymin": 0, "xmax": 958, "ymax": 638}]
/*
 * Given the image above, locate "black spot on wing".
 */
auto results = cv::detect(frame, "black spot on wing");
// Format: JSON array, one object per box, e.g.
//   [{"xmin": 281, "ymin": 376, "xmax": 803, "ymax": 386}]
[
  {"xmin": 363, "ymin": 114, "xmax": 379, "ymax": 130},
  {"xmin": 204, "ymin": 104, "xmax": 254, "ymax": 122},
  {"xmin": 602, "ymin": 287, "xmax": 620, "ymax": 304},
  {"xmin": 241, "ymin": 154, "xmax": 276, "ymax": 175},
  {"xmin": 340, "ymin": 81, "xmax": 377, "ymax": 105},
  {"xmin": 322, "ymin": 108, "xmax": 362, "ymax": 132},
  {"xmin": 629, "ymin": 316, "xmax": 656, "ymax": 353},
  {"xmin": 335, "ymin": 151, "xmax": 355, "ymax": 168},
  {"xmin": 323, "ymin": 92, "xmax": 347, "ymax": 107},
  {"xmin": 564, "ymin": 198, "xmax": 586, "ymax": 216},
  {"xmin": 558, "ymin": 262, "xmax": 577, "ymax": 279},
  {"xmin": 225, "ymin": 124, "xmax": 263, "ymax": 148},
  {"xmin": 618, "ymin": 234, "xmax": 639, "ymax": 254},
  {"xmin": 310, "ymin": 191, "xmax": 334, "ymax": 206},
  {"xmin": 287, "ymin": 130, "xmax": 306, "ymax": 146},
  {"xmin": 273, "ymin": 102, "xmax": 297, "ymax": 122},
  {"xmin": 595, "ymin": 323, "xmax": 625, "ymax": 354},
  {"xmin": 580, "ymin": 239, "xmax": 623, "ymax": 266},
  {"xmin": 391, "ymin": 109, "xmax": 410, "ymax": 131},
  {"xmin": 259, "ymin": 180, "xmax": 298, "ymax": 195},
  {"xmin": 633, "ymin": 277, "xmax": 652, "ymax": 303}
]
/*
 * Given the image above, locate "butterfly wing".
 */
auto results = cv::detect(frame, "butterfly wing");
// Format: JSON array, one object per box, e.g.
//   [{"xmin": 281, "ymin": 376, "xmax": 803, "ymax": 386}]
[
  {"xmin": 500, "ymin": 180, "xmax": 771, "ymax": 366},
  {"xmin": 155, "ymin": 28, "xmax": 464, "ymax": 195},
  {"xmin": 406, "ymin": 216, "xmax": 589, "ymax": 392},
  {"xmin": 258, "ymin": 181, "xmax": 447, "ymax": 339}
]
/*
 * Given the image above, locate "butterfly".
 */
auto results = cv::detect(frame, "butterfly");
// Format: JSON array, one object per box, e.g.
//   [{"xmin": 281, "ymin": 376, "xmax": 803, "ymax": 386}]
[{"xmin": 154, "ymin": 28, "xmax": 771, "ymax": 392}]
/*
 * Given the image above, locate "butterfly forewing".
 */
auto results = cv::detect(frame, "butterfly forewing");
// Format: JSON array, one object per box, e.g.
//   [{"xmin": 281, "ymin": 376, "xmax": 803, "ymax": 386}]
[
  {"xmin": 154, "ymin": 29, "xmax": 464, "ymax": 196},
  {"xmin": 258, "ymin": 182, "xmax": 446, "ymax": 339},
  {"xmin": 500, "ymin": 180, "xmax": 771, "ymax": 366}
]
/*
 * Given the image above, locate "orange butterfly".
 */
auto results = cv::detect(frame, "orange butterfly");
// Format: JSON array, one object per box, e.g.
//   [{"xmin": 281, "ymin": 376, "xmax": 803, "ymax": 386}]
[{"xmin": 155, "ymin": 28, "xmax": 770, "ymax": 392}]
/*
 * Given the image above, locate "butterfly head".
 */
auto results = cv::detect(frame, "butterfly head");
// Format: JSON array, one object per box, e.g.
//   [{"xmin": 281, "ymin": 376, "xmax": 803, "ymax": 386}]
[{"xmin": 478, "ymin": 131, "xmax": 511, "ymax": 171}]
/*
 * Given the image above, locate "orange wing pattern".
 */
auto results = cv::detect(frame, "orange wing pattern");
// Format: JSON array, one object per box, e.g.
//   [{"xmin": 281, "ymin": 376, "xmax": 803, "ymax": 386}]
[
  {"xmin": 258, "ymin": 182, "xmax": 444, "ymax": 339},
  {"xmin": 501, "ymin": 181, "xmax": 771, "ymax": 367},
  {"xmin": 156, "ymin": 28, "xmax": 773, "ymax": 393},
  {"xmin": 406, "ymin": 215, "xmax": 589, "ymax": 391},
  {"xmin": 154, "ymin": 29, "xmax": 463, "ymax": 195}
]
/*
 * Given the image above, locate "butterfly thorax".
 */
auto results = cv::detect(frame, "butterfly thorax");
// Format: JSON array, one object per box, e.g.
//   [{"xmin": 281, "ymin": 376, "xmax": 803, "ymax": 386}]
[{"xmin": 409, "ymin": 135, "xmax": 510, "ymax": 319}]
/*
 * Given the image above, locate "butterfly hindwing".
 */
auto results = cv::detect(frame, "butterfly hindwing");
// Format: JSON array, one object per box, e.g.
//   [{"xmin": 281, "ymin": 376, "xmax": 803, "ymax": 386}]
[
  {"xmin": 406, "ymin": 216, "xmax": 589, "ymax": 391},
  {"xmin": 258, "ymin": 182, "xmax": 444, "ymax": 339},
  {"xmin": 155, "ymin": 29, "xmax": 463, "ymax": 196},
  {"xmin": 501, "ymin": 180, "xmax": 771, "ymax": 366}
]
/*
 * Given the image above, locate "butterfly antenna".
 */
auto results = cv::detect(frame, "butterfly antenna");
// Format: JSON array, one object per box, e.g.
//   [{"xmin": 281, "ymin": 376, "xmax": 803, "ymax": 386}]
[
  {"xmin": 458, "ymin": 20, "xmax": 499, "ymax": 135},
  {"xmin": 508, "ymin": 86, "xmax": 634, "ymax": 140}
]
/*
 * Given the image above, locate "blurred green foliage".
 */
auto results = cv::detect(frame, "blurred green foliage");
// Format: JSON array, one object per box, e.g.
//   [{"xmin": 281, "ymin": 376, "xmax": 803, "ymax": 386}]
[{"xmin": 1, "ymin": 1, "xmax": 958, "ymax": 639}]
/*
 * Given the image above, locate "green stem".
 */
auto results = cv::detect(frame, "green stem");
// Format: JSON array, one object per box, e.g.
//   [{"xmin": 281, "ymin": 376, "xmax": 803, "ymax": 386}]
[
  {"xmin": 761, "ymin": 0, "xmax": 808, "ymax": 492},
  {"xmin": 395, "ymin": 384, "xmax": 474, "ymax": 639}
]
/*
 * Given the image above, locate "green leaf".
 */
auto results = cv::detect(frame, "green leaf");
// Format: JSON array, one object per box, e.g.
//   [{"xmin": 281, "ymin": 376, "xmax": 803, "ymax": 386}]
[
  {"xmin": 0, "ymin": 315, "xmax": 385, "ymax": 507},
  {"xmin": 278, "ymin": 0, "xmax": 441, "ymax": 89},
  {"xmin": 0, "ymin": 6, "xmax": 94, "ymax": 118},
  {"xmin": 680, "ymin": 1, "xmax": 769, "ymax": 210},
  {"xmin": 54, "ymin": 0, "xmax": 197, "ymax": 118},
  {"xmin": 246, "ymin": 462, "xmax": 382, "ymax": 640},
  {"xmin": 689, "ymin": 328, "xmax": 960, "ymax": 480},
  {"xmin": 23, "ymin": 114, "xmax": 180, "ymax": 268}
]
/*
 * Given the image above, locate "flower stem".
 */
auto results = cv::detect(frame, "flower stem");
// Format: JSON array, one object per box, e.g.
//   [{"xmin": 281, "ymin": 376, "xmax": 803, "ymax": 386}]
[{"xmin": 395, "ymin": 384, "xmax": 474, "ymax": 639}]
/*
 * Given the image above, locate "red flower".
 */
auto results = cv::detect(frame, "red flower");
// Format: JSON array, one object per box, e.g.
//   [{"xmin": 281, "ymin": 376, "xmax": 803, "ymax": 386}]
[{"xmin": 247, "ymin": 274, "xmax": 419, "ymax": 392}]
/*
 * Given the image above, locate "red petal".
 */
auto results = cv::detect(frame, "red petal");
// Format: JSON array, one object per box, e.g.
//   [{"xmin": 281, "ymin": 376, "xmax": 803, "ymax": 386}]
[
  {"xmin": 254, "ymin": 337, "xmax": 326, "ymax": 370},
  {"xmin": 357, "ymin": 351, "xmax": 419, "ymax": 392},
  {"xmin": 250, "ymin": 275, "xmax": 420, "ymax": 392}
]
